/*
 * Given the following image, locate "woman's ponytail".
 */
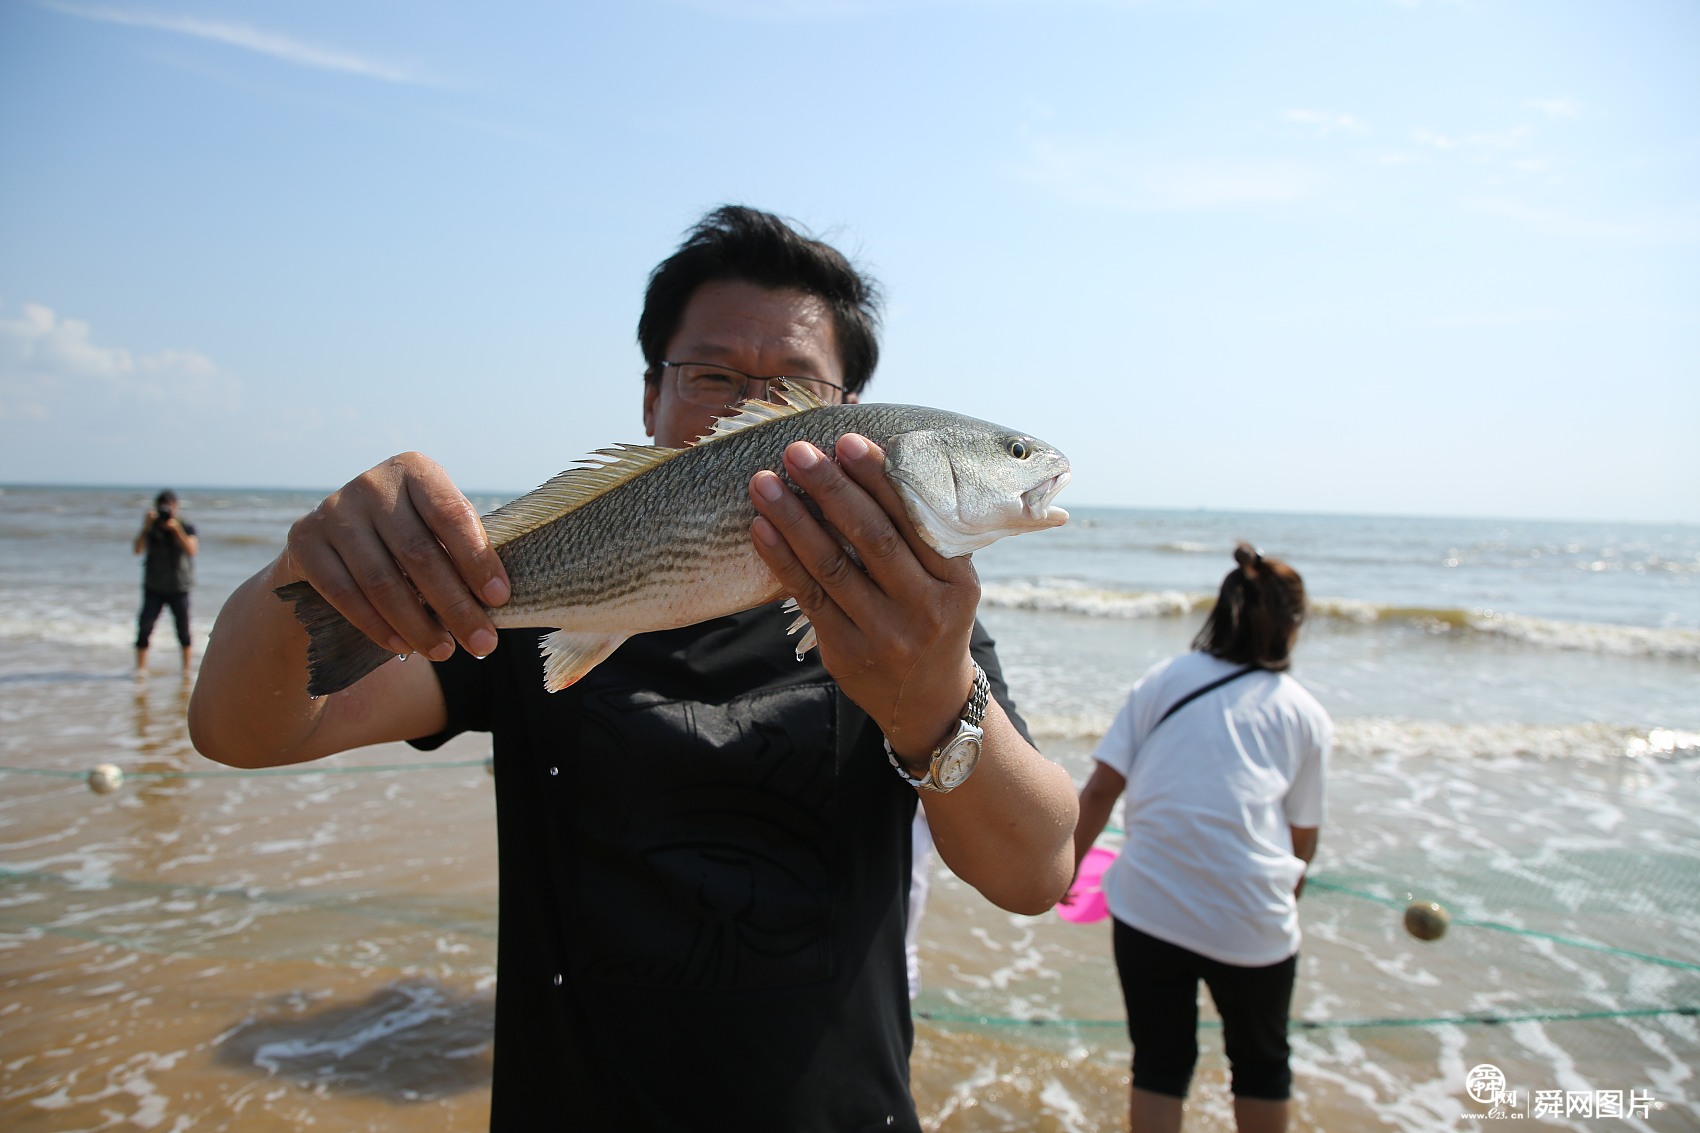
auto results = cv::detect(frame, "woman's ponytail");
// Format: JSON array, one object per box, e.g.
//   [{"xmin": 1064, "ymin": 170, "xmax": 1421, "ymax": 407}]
[{"xmin": 1192, "ymin": 542, "xmax": 1308, "ymax": 670}]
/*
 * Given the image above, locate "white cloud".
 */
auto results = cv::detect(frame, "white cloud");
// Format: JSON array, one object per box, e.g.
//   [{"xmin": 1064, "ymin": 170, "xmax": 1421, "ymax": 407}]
[
  {"xmin": 38, "ymin": 1, "xmax": 435, "ymax": 85},
  {"xmin": 1527, "ymin": 96, "xmax": 1582, "ymax": 119},
  {"xmin": 1462, "ymin": 125, "xmax": 1535, "ymax": 152},
  {"xmin": 671, "ymin": 0, "xmax": 1158, "ymax": 16},
  {"xmin": 1411, "ymin": 123, "xmax": 1541, "ymax": 170},
  {"xmin": 1022, "ymin": 137, "xmax": 1317, "ymax": 211},
  {"xmin": 0, "ymin": 301, "xmax": 236, "ymax": 421},
  {"xmin": 1469, "ymin": 197, "xmax": 1700, "ymax": 244},
  {"xmin": 1283, "ymin": 108, "xmax": 1369, "ymax": 137}
]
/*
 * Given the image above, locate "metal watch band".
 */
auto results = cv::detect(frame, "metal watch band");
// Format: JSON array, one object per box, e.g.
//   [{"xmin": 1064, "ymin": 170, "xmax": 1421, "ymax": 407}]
[
  {"xmin": 961, "ymin": 661, "xmax": 990, "ymax": 729},
  {"xmin": 884, "ymin": 662, "xmax": 990, "ymax": 792}
]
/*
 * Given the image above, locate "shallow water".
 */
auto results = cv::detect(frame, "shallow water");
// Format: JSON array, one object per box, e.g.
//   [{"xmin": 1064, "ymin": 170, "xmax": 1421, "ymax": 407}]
[{"xmin": 2, "ymin": 486, "xmax": 1697, "ymax": 1129}]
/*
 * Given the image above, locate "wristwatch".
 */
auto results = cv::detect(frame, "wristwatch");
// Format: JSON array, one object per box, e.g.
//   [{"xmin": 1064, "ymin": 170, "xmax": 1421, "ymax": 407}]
[{"xmin": 885, "ymin": 663, "xmax": 990, "ymax": 793}]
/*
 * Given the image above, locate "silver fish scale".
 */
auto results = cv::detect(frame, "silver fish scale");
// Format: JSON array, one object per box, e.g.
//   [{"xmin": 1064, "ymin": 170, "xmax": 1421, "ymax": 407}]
[{"xmin": 487, "ymin": 402, "xmax": 997, "ymax": 626}]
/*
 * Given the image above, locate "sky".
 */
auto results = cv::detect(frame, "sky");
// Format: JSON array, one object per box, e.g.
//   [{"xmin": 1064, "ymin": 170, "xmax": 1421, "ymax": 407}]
[{"xmin": 0, "ymin": 0, "xmax": 1695, "ymax": 524}]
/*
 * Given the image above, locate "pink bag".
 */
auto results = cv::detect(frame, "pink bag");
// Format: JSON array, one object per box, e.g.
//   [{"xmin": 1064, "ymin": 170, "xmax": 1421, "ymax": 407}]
[{"xmin": 1056, "ymin": 845, "xmax": 1117, "ymax": 924}]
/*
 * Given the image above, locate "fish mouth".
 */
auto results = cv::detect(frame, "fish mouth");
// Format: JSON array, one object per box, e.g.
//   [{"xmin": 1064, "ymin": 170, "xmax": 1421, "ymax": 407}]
[{"xmin": 1022, "ymin": 471, "xmax": 1071, "ymax": 526}]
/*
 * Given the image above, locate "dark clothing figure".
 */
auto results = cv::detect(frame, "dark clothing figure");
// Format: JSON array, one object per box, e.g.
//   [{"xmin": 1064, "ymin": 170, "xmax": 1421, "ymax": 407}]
[
  {"xmin": 140, "ymin": 519, "xmax": 196, "ymax": 595},
  {"xmin": 413, "ymin": 607, "xmax": 1030, "ymax": 1131},
  {"xmin": 136, "ymin": 589, "xmax": 192, "ymax": 651},
  {"xmin": 134, "ymin": 490, "xmax": 198, "ymax": 672}
]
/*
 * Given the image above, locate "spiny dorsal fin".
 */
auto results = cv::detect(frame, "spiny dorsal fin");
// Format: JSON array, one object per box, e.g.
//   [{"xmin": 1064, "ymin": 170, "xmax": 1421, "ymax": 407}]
[
  {"xmin": 479, "ymin": 381, "xmax": 829, "ymax": 548},
  {"xmin": 692, "ymin": 379, "xmax": 828, "ymax": 445},
  {"xmin": 480, "ymin": 442, "xmax": 682, "ymax": 547}
]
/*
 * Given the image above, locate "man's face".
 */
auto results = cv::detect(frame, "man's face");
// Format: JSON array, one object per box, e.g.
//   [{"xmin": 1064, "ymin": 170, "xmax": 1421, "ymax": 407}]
[{"xmin": 643, "ymin": 279, "xmax": 849, "ymax": 449}]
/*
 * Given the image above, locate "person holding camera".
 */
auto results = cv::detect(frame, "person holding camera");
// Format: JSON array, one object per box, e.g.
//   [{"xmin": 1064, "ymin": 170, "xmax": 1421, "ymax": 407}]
[{"xmin": 133, "ymin": 489, "xmax": 199, "ymax": 674}]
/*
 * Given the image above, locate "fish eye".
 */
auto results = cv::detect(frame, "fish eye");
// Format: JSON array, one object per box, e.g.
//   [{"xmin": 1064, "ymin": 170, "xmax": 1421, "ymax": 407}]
[{"xmin": 1007, "ymin": 438, "xmax": 1031, "ymax": 460}]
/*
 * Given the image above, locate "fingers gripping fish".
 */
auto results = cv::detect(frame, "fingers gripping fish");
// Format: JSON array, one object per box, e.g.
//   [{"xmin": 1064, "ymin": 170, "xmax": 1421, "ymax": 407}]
[{"xmin": 277, "ymin": 383, "xmax": 1071, "ymax": 698}]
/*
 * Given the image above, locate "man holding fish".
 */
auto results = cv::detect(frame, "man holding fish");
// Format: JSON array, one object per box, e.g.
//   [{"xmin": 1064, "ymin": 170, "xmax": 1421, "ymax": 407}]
[{"xmin": 191, "ymin": 205, "xmax": 1077, "ymax": 1130}]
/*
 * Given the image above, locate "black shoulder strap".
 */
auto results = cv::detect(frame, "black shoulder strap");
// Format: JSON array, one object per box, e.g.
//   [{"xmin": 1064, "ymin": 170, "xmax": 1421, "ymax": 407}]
[{"xmin": 1154, "ymin": 665, "xmax": 1261, "ymax": 730}]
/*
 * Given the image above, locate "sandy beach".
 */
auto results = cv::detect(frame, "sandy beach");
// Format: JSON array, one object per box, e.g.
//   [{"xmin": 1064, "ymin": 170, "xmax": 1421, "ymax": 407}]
[{"xmin": 3, "ymin": 671, "xmax": 1695, "ymax": 1130}]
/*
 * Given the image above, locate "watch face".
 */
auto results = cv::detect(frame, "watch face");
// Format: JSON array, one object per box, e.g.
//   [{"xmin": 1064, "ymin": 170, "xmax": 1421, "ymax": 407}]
[{"xmin": 934, "ymin": 730, "xmax": 982, "ymax": 790}]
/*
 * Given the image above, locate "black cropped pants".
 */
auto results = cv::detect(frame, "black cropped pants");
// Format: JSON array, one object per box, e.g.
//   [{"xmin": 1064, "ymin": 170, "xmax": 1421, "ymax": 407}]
[
  {"xmin": 136, "ymin": 589, "xmax": 191, "ymax": 649},
  {"xmin": 1113, "ymin": 918, "xmax": 1297, "ymax": 1101}
]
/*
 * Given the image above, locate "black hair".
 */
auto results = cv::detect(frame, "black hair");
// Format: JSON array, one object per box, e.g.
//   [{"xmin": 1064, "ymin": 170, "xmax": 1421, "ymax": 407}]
[
  {"xmin": 637, "ymin": 205, "xmax": 883, "ymax": 395},
  {"xmin": 1191, "ymin": 542, "xmax": 1308, "ymax": 671},
  {"xmin": 155, "ymin": 490, "xmax": 178, "ymax": 506}
]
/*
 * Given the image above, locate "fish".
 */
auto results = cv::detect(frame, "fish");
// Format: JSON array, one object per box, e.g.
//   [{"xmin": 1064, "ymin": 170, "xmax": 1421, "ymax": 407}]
[{"xmin": 277, "ymin": 382, "xmax": 1071, "ymax": 697}]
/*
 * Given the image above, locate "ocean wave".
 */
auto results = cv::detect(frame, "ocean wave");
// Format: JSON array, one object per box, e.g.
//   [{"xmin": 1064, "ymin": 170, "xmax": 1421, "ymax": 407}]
[
  {"xmin": 1324, "ymin": 602, "xmax": 1700, "ymax": 660},
  {"xmin": 981, "ymin": 581, "xmax": 1700, "ymax": 660},
  {"xmin": 1334, "ymin": 719, "xmax": 1700, "ymax": 764},
  {"xmin": 1461, "ymin": 610, "xmax": 1700, "ymax": 660},
  {"xmin": 980, "ymin": 581, "xmax": 1210, "ymax": 620},
  {"xmin": 0, "ymin": 614, "xmax": 135, "ymax": 650},
  {"xmin": 1025, "ymin": 715, "xmax": 1700, "ymax": 765},
  {"xmin": 206, "ymin": 532, "xmax": 282, "ymax": 548}
]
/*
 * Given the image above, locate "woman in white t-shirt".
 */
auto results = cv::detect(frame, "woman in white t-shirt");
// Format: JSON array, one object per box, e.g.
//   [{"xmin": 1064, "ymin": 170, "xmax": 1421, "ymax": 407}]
[{"xmin": 1072, "ymin": 543, "xmax": 1331, "ymax": 1133}]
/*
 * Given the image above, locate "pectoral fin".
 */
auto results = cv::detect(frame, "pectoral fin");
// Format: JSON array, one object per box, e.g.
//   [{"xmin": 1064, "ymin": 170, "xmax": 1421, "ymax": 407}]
[{"xmin": 538, "ymin": 631, "xmax": 626, "ymax": 692}]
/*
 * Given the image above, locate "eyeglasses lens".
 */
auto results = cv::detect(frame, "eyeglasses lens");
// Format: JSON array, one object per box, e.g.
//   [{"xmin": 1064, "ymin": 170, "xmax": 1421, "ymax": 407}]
[{"xmin": 676, "ymin": 365, "xmax": 746, "ymax": 406}]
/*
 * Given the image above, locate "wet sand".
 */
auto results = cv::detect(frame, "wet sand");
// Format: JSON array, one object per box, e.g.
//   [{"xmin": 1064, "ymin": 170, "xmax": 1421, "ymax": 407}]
[{"xmin": 3, "ymin": 661, "xmax": 1696, "ymax": 1130}]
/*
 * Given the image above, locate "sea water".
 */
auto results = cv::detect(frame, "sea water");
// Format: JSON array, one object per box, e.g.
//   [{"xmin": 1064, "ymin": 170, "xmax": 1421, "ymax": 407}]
[{"xmin": 1, "ymin": 485, "xmax": 1695, "ymax": 1130}]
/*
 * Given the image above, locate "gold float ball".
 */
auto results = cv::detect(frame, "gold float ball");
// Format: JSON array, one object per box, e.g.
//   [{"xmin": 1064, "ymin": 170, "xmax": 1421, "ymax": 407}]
[{"xmin": 1404, "ymin": 900, "xmax": 1449, "ymax": 941}]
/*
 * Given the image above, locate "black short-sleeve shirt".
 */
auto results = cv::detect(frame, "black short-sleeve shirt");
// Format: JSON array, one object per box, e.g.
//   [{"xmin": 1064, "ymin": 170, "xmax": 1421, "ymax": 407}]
[
  {"xmin": 412, "ymin": 602, "xmax": 1028, "ymax": 1132},
  {"xmin": 142, "ymin": 521, "xmax": 196, "ymax": 594}
]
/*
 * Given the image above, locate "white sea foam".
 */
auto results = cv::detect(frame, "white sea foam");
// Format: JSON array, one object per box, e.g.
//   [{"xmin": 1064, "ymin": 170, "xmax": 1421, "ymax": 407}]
[
  {"xmin": 1026, "ymin": 715, "xmax": 1700, "ymax": 772},
  {"xmin": 1625, "ymin": 728, "xmax": 1700, "ymax": 758},
  {"xmin": 982, "ymin": 578, "xmax": 1700, "ymax": 660},
  {"xmin": 1464, "ymin": 610, "xmax": 1700, "ymax": 660},
  {"xmin": 980, "ymin": 580, "xmax": 1209, "ymax": 620},
  {"xmin": 0, "ymin": 612, "xmax": 135, "ymax": 649}
]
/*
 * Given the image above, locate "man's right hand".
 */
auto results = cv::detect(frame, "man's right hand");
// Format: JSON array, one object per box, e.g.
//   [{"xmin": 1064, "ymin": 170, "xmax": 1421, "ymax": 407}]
[
  {"xmin": 281, "ymin": 452, "xmax": 512, "ymax": 662},
  {"xmin": 190, "ymin": 452, "xmax": 513, "ymax": 768}
]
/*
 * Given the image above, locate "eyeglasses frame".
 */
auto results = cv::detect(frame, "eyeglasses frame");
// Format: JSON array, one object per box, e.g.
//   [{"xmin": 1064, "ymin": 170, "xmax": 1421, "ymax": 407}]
[{"xmin": 656, "ymin": 360, "xmax": 848, "ymax": 406}]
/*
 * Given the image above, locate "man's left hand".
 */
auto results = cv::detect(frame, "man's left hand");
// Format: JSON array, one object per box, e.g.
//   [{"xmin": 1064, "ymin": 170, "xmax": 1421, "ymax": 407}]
[{"xmin": 748, "ymin": 433, "xmax": 979, "ymax": 760}]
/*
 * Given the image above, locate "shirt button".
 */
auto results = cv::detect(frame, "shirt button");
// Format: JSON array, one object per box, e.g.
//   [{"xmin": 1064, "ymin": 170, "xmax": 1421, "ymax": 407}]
[
  {"xmin": 549, "ymin": 766, "xmax": 559, "ymax": 776},
  {"xmin": 553, "ymin": 973, "xmax": 563, "ymax": 987}
]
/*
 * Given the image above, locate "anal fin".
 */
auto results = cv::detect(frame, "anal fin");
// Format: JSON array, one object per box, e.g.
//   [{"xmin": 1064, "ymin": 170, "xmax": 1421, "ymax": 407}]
[{"xmin": 538, "ymin": 630, "xmax": 626, "ymax": 692}]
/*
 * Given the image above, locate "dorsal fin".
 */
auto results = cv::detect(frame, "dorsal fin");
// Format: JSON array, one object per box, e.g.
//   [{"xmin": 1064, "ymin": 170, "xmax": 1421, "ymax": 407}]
[
  {"xmin": 480, "ymin": 442, "xmax": 682, "ymax": 547},
  {"xmin": 692, "ymin": 379, "xmax": 828, "ymax": 445},
  {"xmin": 479, "ymin": 381, "xmax": 829, "ymax": 548}
]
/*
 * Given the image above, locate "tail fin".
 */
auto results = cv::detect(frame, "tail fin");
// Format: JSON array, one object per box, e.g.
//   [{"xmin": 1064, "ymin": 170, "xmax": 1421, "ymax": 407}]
[{"xmin": 274, "ymin": 581, "xmax": 399, "ymax": 697}]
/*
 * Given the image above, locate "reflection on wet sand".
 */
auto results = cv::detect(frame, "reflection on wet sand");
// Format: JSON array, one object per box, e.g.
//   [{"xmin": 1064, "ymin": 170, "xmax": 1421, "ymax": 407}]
[{"xmin": 215, "ymin": 979, "xmax": 494, "ymax": 1102}]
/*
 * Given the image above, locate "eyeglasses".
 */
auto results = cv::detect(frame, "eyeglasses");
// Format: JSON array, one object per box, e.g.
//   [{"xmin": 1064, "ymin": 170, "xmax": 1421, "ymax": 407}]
[{"xmin": 658, "ymin": 361, "xmax": 847, "ymax": 407}]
